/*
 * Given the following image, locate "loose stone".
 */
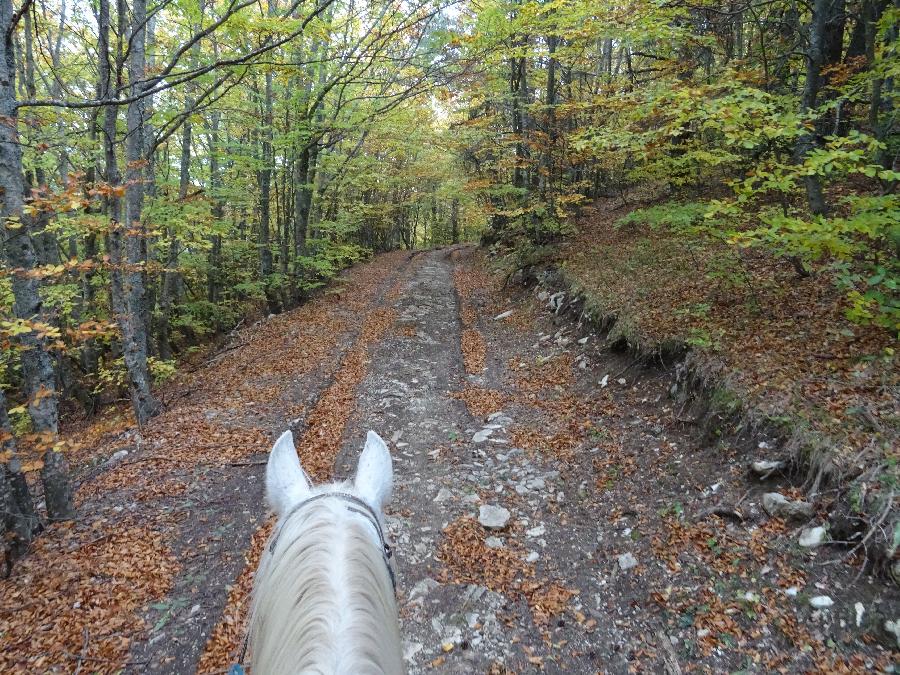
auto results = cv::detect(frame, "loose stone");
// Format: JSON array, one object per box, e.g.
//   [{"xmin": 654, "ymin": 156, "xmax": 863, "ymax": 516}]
[{"xmin": 478, "ymin": 504, "xmax": 511, "ymax": 530}]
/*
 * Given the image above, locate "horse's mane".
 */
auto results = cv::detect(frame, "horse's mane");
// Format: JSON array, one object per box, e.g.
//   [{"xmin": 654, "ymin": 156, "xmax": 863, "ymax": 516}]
[{"xmin": 248, "ymin": 486, "xmax": 402, "ymax": 675}]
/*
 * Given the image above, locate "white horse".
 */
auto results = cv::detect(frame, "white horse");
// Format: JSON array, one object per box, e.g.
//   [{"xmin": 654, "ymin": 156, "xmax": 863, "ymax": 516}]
[{"xmin": 248, "ymin": 430, "xmax": 403, "ymax": 674}]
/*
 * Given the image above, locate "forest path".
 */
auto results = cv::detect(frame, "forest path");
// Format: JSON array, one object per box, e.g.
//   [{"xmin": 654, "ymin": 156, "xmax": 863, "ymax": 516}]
[
  {"xmin": 2, "ymin": 248, "xmax": 893, "ymax": 674},
  {"xmin": 145, "ymin": 246, "xmax": 898, "ymax": 673}
]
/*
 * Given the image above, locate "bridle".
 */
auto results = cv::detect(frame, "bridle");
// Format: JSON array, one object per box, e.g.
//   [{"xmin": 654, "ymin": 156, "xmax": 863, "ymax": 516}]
[
  {"xmin": 231, "ymin": 491, "xmax": 397, "ymax": 673},
  {"xmin": 268, "ymin": 491, "xmax": 396, "ymax": 591}
]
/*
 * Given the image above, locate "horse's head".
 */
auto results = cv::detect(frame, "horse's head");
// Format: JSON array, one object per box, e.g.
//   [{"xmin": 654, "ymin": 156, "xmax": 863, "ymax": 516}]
[
  {"xmin": 265, "ymin": 429, "xmax": 394, "ymax": 522},
  {"xmin": 250, "ymin": 430, "xmax": 403, "ymax": 673}
]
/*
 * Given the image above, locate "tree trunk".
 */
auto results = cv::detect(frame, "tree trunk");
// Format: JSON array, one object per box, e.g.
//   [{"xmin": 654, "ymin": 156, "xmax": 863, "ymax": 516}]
[
  {"xmin": 21, "ymin": 9, "xmax": 58, "ymax": 266},
  {"xmin": 450, "ymin": 198, "xmax": 459, "ymax": 244},
  {"xmin": 120, "ymin": 0, "xmax": 161, "ymax": 425},
  {"xmin": 293, "ymin": 144, "xmax": 311, "ymax": 258},
  {"xmin": 258, "ymin": 70, "xmax": 278, "ymax": 313},
  {"xmin": 208, "ymin": 109, "xmax": 224, "ymax": 307},
  {"xmin": 0, "ymin": 388, "xmax": 39, "ymax": 566},
  {"xmin": 541, "ymin": 32, "xmax": 558, "ymax": 221},
  {"xmin": 511, "ymin": 54, "xmax": 527, "ymax": 191},
  {"xmin": 795, "ymin": 0, "xmax": 846, "ymax": 216},
  {"xmin": 1, "ymin": 0, "xmax": 72, "ymax": 520}
]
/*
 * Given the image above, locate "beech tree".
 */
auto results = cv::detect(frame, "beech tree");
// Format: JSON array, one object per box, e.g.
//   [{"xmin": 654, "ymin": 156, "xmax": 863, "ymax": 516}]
[
  {"xmin": 1, "ymin": 0, "xmax": 894, "ymax": 565},
  {"xmin": 0, "ymin": 0, "xmax": 462, "ymax": 560}
]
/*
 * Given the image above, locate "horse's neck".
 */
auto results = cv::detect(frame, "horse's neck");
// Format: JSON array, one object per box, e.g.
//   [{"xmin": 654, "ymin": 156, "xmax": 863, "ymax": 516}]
[{"xmin": 249, "ymin": 503, "xmax": 402, "ymax": 675}]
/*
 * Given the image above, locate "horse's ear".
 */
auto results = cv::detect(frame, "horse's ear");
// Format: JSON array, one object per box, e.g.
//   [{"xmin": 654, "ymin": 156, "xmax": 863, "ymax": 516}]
[
  {"xmin": 266, "ymin": 430, "xmax": 311, "ymax": 517},
  {"xmin": 354, "ymin": 430, "xmax": 393, "ymax": 510}
]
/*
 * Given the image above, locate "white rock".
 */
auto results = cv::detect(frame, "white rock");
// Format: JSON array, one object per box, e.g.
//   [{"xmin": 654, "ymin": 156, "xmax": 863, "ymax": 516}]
[
  {"xmin": 434, "ymin": 488, "xmax": 453, "ymax": 503},
  {"xmin": 485, "ymin": 536, "xmax": 504, "ymax": 549},
  {"xmin": 578, "ymin": 337, "xmax": 589, "ymax": 345},
  {"xmin": 599, "ymin": 374, "xmax": 609, "ymax": 388},
  {"xmin": 884, "ymin": 619, "xmax": 900, "ymax": 649},
  {"xmin": 472, "ymin": 428, "xmax": 494, "ymax": 443},
  {"xmin": 855, "ymin": 602, "xmax": 865, "ymax": 627},
  {"xmin": 762, "ymin": 492, "xmax": 814, "ymax": 521},
  {"xmin": 799, "ymin": 526, "xmax": 827, "ymax": 548},
  {"xmin": 478, "ymin": 505, "xmax": 511, "ymax": 530},
  {"xmin": 493, "ymin": 310, "xmax": 514, "ymax": 320},
  {"xmin": 488, "ymin": 414, "xmax": 514, "ymax": 427},
  {"xmin": 525, "ymin": 551, "xmax": 540, "ymax": 563},
  {"xmin": 809, "ymin": 595, "xmax": 833, "ymax": 609},
  {"xmin": 403, "ymin": 641, "xmax": 424, "ymax": 661},
  {"xmin": 617, "ymin": 552, "xmax": 638, "ymax": 571},
  {"xmin": 108, "ymin": 449, "xmax": 129, "ymax": 464},
  {"xmin": 617, "ymin": 378, "xmax": 627, "ymax": 385},
  {"xmin": 549, "ymin": 292, "xmax": 566, "ymax": 312},
  {"xmin": 526, "ymin": 525, "xmax": 546, "ymax": 538},
  {"xmin": 751, "ymin": 459, "xmax": 784, "ymax": 476},
  {"xmin": 785, "ymin": 587, "xmax": 799, "ymax": 597}
]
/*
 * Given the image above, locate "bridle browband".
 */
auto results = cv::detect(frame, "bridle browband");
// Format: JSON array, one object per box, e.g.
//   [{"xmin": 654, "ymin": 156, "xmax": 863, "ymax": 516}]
[{"xmin": 268, "ymin": 491, "xmax": 396, "ymax": 592}]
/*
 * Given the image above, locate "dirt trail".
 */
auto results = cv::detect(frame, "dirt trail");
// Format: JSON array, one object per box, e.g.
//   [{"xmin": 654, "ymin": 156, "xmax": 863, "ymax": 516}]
[
  {"xmin": 200, "ymin": 246, "xmax": 897, "ymax": 673},
  {"xmin": 2, "ymin": 247, "xmax": 896, "ymax": 674}
]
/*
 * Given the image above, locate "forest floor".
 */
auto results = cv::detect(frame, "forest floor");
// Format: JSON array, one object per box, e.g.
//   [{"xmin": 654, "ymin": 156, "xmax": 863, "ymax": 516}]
[
  {"xmin": 1, "ymin": 246, "xmax": 898, "ymax": 674},
  {"xmin": 560, "ymin": 196, "xmax": 897, "ymax": 483}
]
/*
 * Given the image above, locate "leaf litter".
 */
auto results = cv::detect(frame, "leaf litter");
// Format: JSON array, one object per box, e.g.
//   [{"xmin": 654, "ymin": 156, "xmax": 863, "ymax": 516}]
[
  {"xmin": 0, "ymin": 252, "xmax": 409, "ymax": 673},
  {"xmin": 196, "ymin": 263, "xmax": 411, "ymax": 672}
]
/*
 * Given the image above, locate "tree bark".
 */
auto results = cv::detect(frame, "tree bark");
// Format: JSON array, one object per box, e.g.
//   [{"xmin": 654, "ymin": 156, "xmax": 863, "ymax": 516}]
[
  {"xmin": 795, "ymin": 0, "xmax": 846, "ymax": 216},
  {"xmin": 208, "ymin": 107, "xmax": 224, "ymax": 307},
  {"xmin": 258, "ymin": 71, "xmax": 278, "ymax": 313},
  {"xmin": 1, "ymin": 0, "xmax": 72, "ymax": 520},
  {"xmin": 0, "ymin": 388, "xmax": 39, "ymax": 566},
  {"xmin": 21, "ymin": 8, "xmax": 58, "ymax": 266},
  {"xmin": 450, "ymin": 197, "xmax": 459, "ymax": 244},
  {"xmin": 120, "ymin": 0, "xmax": 161, "ymax": 425}
]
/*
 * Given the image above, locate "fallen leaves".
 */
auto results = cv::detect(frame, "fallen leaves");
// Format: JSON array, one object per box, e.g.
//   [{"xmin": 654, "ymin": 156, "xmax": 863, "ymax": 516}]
[
  {"xmin": 0, "ymin": 253, "xmax": 410, "ymax": 673},
  {"xmin": 510, "ymin": 425, "xmax": 581, "ymax": 462},
  {"xmin": 450, "ymin": 387, "xmax": 506, "ymax": 418},
  {"xmin": 297, "ymin": 307, "xmax": 397, "ymax": 480},
  {"xmin": 563, "ymin": 201, "xmax": 897, "ymax": 467},
  {"xmin": 437, "ymin": 516, "xmax": 574, "ymax": 626},
  {"xmin": 77, "ymin": 419, "xmax": 268, "ymax": 504},
  {"xmin": 453, "ymin": 264, "xmax": 490, "ymax": 374},
  {"xmin": 508, "ymin": 354, "xmax": 575, "ymax": 392},
  {"xmin": 195, "ymin": 521, "xmax": 274, "ymax": 674},
  {"xmin": 196, "ymin": 259, "xmax": 411, "ymax": 672},
  {"xmin": 0, "ymin": 522, "xmax": 178, "ymax": 673},
  {"xmin": 461, "ymin": 329, "xmax": 487, "ymax": 373}
]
